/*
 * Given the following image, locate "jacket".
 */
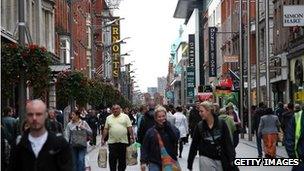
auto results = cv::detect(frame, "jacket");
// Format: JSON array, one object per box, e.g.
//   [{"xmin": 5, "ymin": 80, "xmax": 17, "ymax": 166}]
[
  {"xmin": 8, "ymin": 130, "xmax": 74, "ymax": 171},
  {"xmin": 137, "ymin": 109, "xmax": 155, "ymax": 144},
  {"xmin": 140, "ymin": 122, "xmax": 180, "ymax": 168},
  {"xmin": 174, "ymin": 112, "xmax": 189, "ymax": 138},
  {"xmin": 218, "ymin": 114, "xmax": 236, "ymax": 142},
  {"xmin": 187, "ymin": 117, "xmax": 235, "ymax": 170},
  {"xmin": 188, "ymin": 108, "xmax": 201, "ymax": 137},
  {"xmin": 282, "ymin": 111, "xmax": 294, "ymax": 132},
  {"xmin": 258, "ymin": 114, "xmax": 280, "ymax": 135},
  {"xmin": 46, "ymin": 119, "xmax": 63, "ymax": 134},
  {"xmin": 285, "ymin": 110, "xmax": 304, "ymax": 161}
]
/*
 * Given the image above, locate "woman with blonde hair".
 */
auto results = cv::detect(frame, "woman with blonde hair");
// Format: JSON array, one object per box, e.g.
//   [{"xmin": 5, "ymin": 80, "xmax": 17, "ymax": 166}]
[
  {"xmin": 140, "ymin": 105, "xmax": 180, "ymax": 171},
  {"xmin": 187, "ymin": 101, "xmax": 235, "ymax": 171}
]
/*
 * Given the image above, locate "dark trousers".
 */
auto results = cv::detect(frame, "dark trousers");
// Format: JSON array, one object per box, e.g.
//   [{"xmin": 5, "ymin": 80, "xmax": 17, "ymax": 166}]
[
  {"xmin": 256, "ymin": 132, "xmax": 263, "ymax": 157},
  {"xmin": 109, "ymin": 143, "xmax": 127, "ymax": 171},
  {"xmin": 91, "ymin": 130, "xmax": 97, "ymax": 145},
  {"xmin": 233, "ymin": 132, "xmax": 239, "ymax": 148}
]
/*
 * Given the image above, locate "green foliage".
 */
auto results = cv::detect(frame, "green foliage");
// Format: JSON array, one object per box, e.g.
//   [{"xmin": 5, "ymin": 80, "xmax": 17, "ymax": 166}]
[
  {"xmin": 1, "ymin": 43, "xmax": 52, "ymax": 100},
  {"xmin": 56, "ymin": 70, "xmax": 89, "ymax": 107},
  {"xmin": 56, "ymin": 73, "xmax": 132, "ymax": 109}
]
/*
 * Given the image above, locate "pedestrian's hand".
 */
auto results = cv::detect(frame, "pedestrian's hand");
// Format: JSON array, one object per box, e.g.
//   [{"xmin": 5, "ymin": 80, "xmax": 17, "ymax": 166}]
[
  {"xmin": 140, "ymin": 164, "xmax": 146, "ymax": 171},
  {"xmin": 101, "ymin": 139, "xmax": 105, "ymax": 146},
  {"xmin": 129, "ymin": 138, "xmax": 134, "ymax": 145}
]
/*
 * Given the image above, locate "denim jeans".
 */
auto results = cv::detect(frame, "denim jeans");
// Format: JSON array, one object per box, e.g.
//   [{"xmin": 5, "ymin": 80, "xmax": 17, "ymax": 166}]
[
  {"xmin": 148, "ymin": 163, "xmax": 161, "ymax": 171},
  {"xmin": 256, "ymin": 132, "xmax": 263, "ymax": 157},
  {"xmin": 72, "ymin": 147, "xmax": 86, "ymax": 171}
]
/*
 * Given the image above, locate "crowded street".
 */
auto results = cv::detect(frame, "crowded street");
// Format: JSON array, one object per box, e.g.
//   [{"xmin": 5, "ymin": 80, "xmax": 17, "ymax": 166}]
[{"xmin": 1, "ymin": 0, "xmax": 304, "ymax": 171}]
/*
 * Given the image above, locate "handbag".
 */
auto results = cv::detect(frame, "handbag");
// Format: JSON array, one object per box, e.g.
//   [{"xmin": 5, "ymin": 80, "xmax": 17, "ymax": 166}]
[
  {"xmin": 70, "ymin": 124, "xmax": 87, "ymax": 148},
  {"xmin": 155, "ymin": 131, "xmax": 181, "ymax": 171}
]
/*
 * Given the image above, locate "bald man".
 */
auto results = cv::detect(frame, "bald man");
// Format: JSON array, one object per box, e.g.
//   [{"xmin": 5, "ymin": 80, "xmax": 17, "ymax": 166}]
[{"xmin": 8, "ymin": 99, "xmax": 73, "ymax": 171}]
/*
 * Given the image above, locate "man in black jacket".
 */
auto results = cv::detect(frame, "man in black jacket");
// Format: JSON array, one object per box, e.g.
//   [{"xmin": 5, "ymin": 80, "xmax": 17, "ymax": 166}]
[
  {"xmin": 188, "ymin": 101, "xmax": 202, "ymax": 138},
  {"xmin": 137, "ymin": 102, "xmax": 156, "ymax": 144},
  {"xmin": 253, "ymin": 102, "xmax": 266, "ymax": 158},
  {"xmin": 8, "ymin": 99, "xmax": 73, "ymax": 171},
  {"xmin": 86, "ymin": 109, "xmax": 99, "ymax": 145}
]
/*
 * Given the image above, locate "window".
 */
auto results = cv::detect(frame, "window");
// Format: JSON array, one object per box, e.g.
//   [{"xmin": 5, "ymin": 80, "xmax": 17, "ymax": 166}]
[{"xmin": 60, "ymin": 36, "xmax": 71, "ymax": 64}]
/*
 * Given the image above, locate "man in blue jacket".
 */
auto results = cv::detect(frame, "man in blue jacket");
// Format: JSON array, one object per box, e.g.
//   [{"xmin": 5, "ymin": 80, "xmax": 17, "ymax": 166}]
[{"xmin": 285, "ymin": 107, "xmax": 304, "ymax": 171}]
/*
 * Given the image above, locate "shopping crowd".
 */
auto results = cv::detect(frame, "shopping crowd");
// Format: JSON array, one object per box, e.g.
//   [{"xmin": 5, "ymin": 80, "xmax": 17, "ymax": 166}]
[{"xmin": 1, "ymin": 99, "xmax": 304, "ymax": 171}]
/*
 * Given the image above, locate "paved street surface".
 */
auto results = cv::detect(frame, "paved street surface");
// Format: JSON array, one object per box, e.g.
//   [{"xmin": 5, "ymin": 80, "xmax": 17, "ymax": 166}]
[{"xmin": 87, "ymin": 135, "xmax": 292, "ymax": 171}]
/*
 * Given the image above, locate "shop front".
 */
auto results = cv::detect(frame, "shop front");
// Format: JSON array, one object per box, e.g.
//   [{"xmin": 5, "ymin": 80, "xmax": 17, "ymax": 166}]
[{"xmin": 290, "ymin": 55, "xmax": 304, "ymax": 104}]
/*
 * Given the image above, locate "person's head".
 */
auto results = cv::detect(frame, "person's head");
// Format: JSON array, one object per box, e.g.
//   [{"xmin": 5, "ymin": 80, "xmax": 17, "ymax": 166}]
[
  {"xmin": 199, "ymin": 101, "xmax": 214, "ymax": 120},
  {"xmin": 70, "ymin": 110, "xmax": 81, "ymax": 122},
  {"xmin": 48, "ymin": 108, "xmax": 56, "ymax": 119},
  {"xmin": 294, "ymin": 104, "xmax": 301, "ymax": 112},
  {"xmin": 154, "ymin": 105, "xmax": 167, "ymax": 126},
  {"xmin": 213, "ymin": 103, "xmax": 220, "ymax": 114},
  {"xmin": 148, "ymin": 100, "xmax": 156, "ymax": 110},
  {"xmin": 90, "ymin": 109, "xmax": 96, "ymax": 116},
  {"xmin": 112, "ymin": 104, "xmax": 121, "ymax": 116},
  {"xmin": 287, "ymin": 102, "xmax": 294, "ymax": 111},
  {"xmin": 278, "ymin": 102, "xmax": 284, "ymax": 108},
  {"xmin": 3, "ymin": 107, "xmax": 13, "ymax": 117},
  {"xmin": 265, "ymin": 108, "xmax": 274, "ymax": 115},
  {"xmin": 226, "ymin": 103, "xmax": 234, "ymax": 114},
  {"xmin": 195, "ymin": 100, "xmax": 200, "ymax": 109},
  {"xmin": 26, "ymin": 99, "xmax": 48, "ymax": 132},
  {"xmin": 176, "ymin": 106, "xmax": 183, "ymax": 113},
  {"xmin": 123, "ymin": 107, "xmax": 130, "ymax": 114},
  {"xmin": 139, "ymin": 105, "xmax": 148, "ymax": 114},
  {"xmin": 219, "ymin": 108, "xmax": 226, "ymax": 115}
]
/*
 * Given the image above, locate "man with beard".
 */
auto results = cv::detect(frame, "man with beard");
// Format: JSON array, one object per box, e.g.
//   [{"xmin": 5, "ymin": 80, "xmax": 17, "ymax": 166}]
[{"xmin": 8, "ymin": 99, "xmax": 73, "ymax": 171}]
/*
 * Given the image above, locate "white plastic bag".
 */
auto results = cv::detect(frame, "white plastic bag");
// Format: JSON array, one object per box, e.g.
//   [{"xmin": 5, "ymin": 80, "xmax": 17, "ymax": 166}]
[
  {"xmin": 97, "ymin": 146, "xmax": 107, "ymax": 168},
  {"xmin": 126, "ymin": 143, "xmax": 138, "ymax": 166}
]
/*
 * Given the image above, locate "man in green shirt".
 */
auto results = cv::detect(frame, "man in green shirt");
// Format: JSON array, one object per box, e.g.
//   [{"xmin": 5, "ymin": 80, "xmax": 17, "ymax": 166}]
[{"xmin": 101, "ymin": 104, "xmax": 134, "ymax": 171}]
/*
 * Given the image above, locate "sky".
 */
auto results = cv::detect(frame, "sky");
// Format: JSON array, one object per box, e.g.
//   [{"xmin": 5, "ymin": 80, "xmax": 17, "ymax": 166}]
[{"xmin": 114, "ymin": 0, "xmax": 184, "ymax": 92}]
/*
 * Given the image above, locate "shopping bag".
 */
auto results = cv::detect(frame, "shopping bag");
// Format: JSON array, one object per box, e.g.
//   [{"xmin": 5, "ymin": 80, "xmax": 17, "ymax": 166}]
[
  {"xmin": 70, "ymin": 129, "xmax": 87, "ymax": 148},
  {"xmin": 126, "ymin": 143, "xmax": 138, "ymax": 166},
  {"xmin": 97, "ymin": 147, "xmax": 107, "ymax": 168},
  {"xmin": 85, "ymin": 154, "xmax": 91, "ymax": 171}
]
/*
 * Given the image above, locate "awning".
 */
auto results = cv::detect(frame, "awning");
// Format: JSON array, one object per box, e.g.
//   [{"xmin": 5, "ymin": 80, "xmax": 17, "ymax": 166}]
[
  {"xmin": 173, "ymin": 0, "xmax": 205, "ymax": 24},
  {"xmin": 50, "ymin": 65, "xmax": 70, "ymax": 73}
]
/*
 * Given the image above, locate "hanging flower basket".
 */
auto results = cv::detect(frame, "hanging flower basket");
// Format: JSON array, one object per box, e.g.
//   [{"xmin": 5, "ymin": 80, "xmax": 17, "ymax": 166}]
[{"xmin": 1, "ymin": 43, "xmax": 52, "ymax": 100}]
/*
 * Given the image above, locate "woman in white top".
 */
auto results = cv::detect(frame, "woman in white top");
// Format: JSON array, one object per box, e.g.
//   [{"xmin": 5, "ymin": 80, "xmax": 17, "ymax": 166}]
[
  {"xmin": 65, "ymin": 110, "xmax": 92, "ymax": 171},
  {"xmin": 174, "ymin": 106, "xmax": 189, "ymax": 158}
]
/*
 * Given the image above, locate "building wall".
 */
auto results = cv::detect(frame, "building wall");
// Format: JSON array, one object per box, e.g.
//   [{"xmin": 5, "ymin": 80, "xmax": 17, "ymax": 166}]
[
  {"xmin": 1, "ymin": 0, "xmax": 56, "ymax": 52},
  {"xmin": 71, "ymin": 0, "xmax": 91, "ymax": 74}
]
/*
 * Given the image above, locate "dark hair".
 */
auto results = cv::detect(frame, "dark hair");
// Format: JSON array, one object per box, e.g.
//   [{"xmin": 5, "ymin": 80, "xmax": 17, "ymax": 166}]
[
  {"xmin": 258, "ymin": 102, "xmax": 265, "ymax": 108},
  {"xmin": 3, "ymin": 107, "xmax": 13, "ymax": 116},
  {"xmin": 140, "ymin": 105, "xmax": 148, "ymax": 112},
  {"xmin": 74, "ymin": 110, "xmax": 82, "ymax": 117},
  {"xmin": 266, "ymin": 108, "xmax": 274, "ymax": 115},
  {"xmin": 278, "ymin": 102, "xmax": 283, "ymax": 108},
  {"xmin": 176, "ymin": 106, "xmax": 183, "ymax": 112},
  {"xmin": 287, "ymin": 102, "xmax": 294, "ymax": 110}
]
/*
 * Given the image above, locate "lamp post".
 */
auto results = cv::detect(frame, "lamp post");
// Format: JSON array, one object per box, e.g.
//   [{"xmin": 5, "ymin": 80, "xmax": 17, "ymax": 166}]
[{"xmin": 18, "ymin": 0, "xmax": 27, "ymax": 127}]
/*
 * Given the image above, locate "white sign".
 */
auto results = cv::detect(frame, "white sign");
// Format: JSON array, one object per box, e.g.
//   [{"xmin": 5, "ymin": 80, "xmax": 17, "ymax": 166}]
[{"xmin": 283, "ymin": 5, "xmax": 304, "ymax": 27}]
